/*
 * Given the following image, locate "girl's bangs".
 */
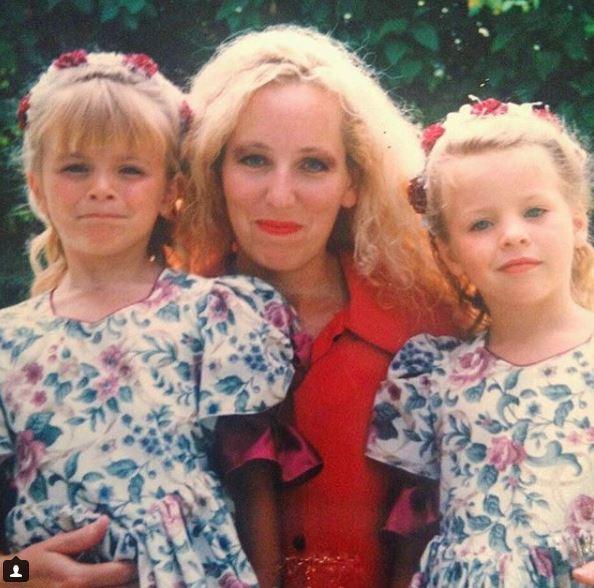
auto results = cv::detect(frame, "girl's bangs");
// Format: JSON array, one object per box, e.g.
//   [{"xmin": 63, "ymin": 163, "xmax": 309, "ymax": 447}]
[{"xmin": 45, "ymin": 80, "xmax": 169, "ymax": 157}]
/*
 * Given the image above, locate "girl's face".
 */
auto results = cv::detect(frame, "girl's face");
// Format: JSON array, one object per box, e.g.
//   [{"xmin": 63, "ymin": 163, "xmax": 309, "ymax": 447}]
[
  {"xmin": 437, "ymin": 144, "xmax": 587, "ymax": 313},
  {"xmin": 221, "ymin": 82, "xmax": 357, "ymax": 274},
  {"xmin": 29, "ymin": 137, "xmax": 176, "ymax": 266}
]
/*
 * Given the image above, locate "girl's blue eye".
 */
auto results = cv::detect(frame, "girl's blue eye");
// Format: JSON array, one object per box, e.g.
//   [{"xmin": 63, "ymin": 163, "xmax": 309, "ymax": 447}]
[
  {"xmin": 62, "ymin": 163, "xmax": 88, "ymax": 174},
  {"xmin": 525, "ymin": 207, "xmax": 546, "ymax": 218},
  {"xmin": 470, "ymin": 219, "xmax": 492, "ymax": 232},
  {"xmin": 240, "ymin": 154, "xmax": 267, "ymax": 167},
  {"xmin": 121, "ymin": 166, "xmax": 144, "ymax": 176},
  {"xmin": 302, "ymin": 158, "xmax": 328, "ymax": 173}
]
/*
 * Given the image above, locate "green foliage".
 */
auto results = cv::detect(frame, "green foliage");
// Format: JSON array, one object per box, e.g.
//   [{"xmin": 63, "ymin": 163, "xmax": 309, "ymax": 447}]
[{"xmin": 1, "ymin": 0, "xmax": 593, "ymax": 307}]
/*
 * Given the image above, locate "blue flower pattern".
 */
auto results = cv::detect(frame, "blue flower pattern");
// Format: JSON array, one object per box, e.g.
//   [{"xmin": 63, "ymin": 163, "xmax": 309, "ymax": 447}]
[
  {"xmin": 367, "ymin": 333, "xmax": 594, "ymax": 587},
  {"xmin": 0, "ymin": 269, "xmax": 295, "ymax": 588}
]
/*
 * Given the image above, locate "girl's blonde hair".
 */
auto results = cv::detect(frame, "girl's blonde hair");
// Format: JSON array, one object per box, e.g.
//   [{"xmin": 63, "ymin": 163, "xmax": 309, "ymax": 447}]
[
  {"xmin": 21, "ymin": 51, "xmax": 184, "ymax": 296},
  {"xmin": 179, "ymin": 25, "xmax": 449, "ymax": 306},
  {"xmin": 423, "ymin": 102, "xmax": 594, "ymax": 331}
]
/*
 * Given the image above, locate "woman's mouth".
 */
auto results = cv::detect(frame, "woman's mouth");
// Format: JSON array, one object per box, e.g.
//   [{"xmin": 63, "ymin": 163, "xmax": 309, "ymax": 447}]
[{"xmin": 256, "ymin": 219, "xmax": 303, "ymax": 235}]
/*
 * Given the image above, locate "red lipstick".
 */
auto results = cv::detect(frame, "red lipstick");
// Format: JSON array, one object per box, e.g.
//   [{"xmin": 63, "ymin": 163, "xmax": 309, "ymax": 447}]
[{"xmin": 256, "ymin": 220, "xmax": 303, "ymax": 235}]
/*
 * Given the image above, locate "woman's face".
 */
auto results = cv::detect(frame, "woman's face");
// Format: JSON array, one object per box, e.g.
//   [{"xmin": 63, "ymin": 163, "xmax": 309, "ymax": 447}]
[{"xmin": 221, "ymin": 82, "xmax": 357, "ymax": 274}]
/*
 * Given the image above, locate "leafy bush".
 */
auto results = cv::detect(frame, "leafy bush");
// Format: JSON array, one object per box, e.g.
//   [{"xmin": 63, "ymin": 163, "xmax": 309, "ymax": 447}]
[{"xmin": 1, "ymin": 0, "xmax": 592, "ymax": 306}]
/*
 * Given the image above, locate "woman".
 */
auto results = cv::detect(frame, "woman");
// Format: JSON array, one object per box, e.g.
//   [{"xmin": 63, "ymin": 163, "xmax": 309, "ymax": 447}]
[{"xmin": 179, "ymin": 25, "xmax": 452, "ymax": 587}]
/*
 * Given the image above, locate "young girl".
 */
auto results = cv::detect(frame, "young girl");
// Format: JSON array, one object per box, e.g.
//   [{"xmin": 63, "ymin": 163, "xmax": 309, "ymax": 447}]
[
  {"xmin": 367, "ymin": 98, "xmax": 594, "ymax": 587},
  {"xmin": 0, "ymin": 50, "xmax": 299, "ymax": 588}
]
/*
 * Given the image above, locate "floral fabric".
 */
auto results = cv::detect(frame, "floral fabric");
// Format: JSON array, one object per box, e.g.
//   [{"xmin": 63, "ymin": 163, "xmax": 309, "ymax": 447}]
[
  {"xmin": 367, "ymin": 332, "xmax": 594, "ymax": 587},
  {"xmin": 0, "ymin": 269, "xmax": 295, "ymax": 588}
]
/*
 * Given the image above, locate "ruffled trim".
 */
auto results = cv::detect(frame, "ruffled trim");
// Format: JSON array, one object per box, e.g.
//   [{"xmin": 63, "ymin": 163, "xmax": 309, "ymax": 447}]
[
  {"xmin": 9, "ymin": 496, "xmax": 258, "ymax": 588},
  {"xmin": 383, "ymin": 485, "xmax": 439, "ymax": 536},
  {"xmin": 214, "ymin": 412, "xmax": 322, "ymax": 486}
]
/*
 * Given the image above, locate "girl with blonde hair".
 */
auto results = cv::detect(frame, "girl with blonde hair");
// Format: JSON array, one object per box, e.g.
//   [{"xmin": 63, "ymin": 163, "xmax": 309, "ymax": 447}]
[
  {"xmin": 0, "ymin": 49, "xmax": 300, "ymax": 587},
  {"xmin": 180, "ymin": 24, "xmax": 452, "ymax": 587},
  {"xmin": 367, "ymin": 98, "xmax": 594, "ymax": 587}
]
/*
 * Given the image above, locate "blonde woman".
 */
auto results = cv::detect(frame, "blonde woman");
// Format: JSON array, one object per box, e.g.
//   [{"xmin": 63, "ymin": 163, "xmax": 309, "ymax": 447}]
[{"xmin": 179, "ymin": 25, "xmax": 453, "ymax": 587}]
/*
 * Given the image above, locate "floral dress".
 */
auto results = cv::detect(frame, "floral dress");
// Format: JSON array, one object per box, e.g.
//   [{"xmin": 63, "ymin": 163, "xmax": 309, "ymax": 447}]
[
  {"xmin": 0, "ymin": 269, "xmax": 296, "ymax": 588},
  {"xmin": 366, "ymin": 332, "xmax": 594, "ymax": 588}
]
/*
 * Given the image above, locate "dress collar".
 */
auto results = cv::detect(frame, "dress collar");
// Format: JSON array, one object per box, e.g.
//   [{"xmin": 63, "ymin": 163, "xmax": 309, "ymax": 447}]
[{"xmin": 339, "ymin": 255, "xmax": 420, "ymax": 354}]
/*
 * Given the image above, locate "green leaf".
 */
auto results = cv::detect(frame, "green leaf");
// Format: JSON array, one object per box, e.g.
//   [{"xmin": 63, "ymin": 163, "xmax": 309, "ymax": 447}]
[
  {"xmin": 125, "ymin": 0, "xmax": 147, "ymax": 15},
  {"xmin": 216, "ymin": 0, "xmax": 246, "ymax": 21},
  {"xmin": 377, "ymin": 19, "xmax": 408, "ymax": 41},
  {"xmin": 569, "ymin": 71, "xmax": 594, "ymax": 98},
  {"xmin": 533, "ymin": 50, "xmax": 561, "ymax": 81},
  {"xmin": 383, "ymin": 40, "xmax": 408, "ymax": 65},
  {"xmin": 74, "ymin": 0, "xmax": 94, "ymax": 14},
  {"xmin": 100, "ymin": 2, "xmax": 120, "ymax": 22},
  {"xmin": 411, "ymin": 23, "xmax": 439, "ymax": 52},
  {"xmin": 128, "ymin": 473, "xmax": 144, "ymax": 502},
  {"xmin": 490, "ymin": 30, "xmax": 514, "ymax": 53},
  {"xmin": 30, "ymin": 473, "xmax": 48, "ymax": 502},
  {"xmin": 107, "ymin": 459, "xmax": 138, "ymax": 478},
  {"xmin": 563, "ymin": 34, "xmax": 587, "ymax": 61},
  {"xmin": 399, "ymin": 59, "xmax": 423, "ymax": 82}
]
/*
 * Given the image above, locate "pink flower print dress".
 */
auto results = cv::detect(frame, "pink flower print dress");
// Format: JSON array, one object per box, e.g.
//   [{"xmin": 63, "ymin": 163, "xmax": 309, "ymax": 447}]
[
  {"xmin": 367, "ymin": 333, "xmax": 594, "ymax": 587},
  {"xmin": 0, "ymin": 269, "xmax": 296, "ymax": 588}
]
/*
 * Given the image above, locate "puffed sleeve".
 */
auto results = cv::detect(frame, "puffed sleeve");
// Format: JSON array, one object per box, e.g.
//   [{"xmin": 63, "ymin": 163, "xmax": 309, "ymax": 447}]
[
  {"xmin": 366, "ymin": 333, "xmax": 458, "ymax": 480},
  {"xmin": 195, "ymin": 276, "xmax": 295, "ymax": 429},
  {"xmin": 209, "ymin": 281, "xmax": 322, "ymax": 486}
]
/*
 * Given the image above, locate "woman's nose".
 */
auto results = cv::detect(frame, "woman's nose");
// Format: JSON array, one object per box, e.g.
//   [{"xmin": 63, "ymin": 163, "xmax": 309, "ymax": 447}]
[{"xmin": 264, "ymin": 168, "xmax": 296, "ymax": 208}]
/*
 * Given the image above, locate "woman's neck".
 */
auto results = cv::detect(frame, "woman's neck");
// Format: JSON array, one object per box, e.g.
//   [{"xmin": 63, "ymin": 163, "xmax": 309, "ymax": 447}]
[
  {"xmin": 487, "ymin": 296, "xmax": 594, "ymax": 364},
  {"xmin": 236, "ymin": 252, "xmax": 349, "ymax": 338}
]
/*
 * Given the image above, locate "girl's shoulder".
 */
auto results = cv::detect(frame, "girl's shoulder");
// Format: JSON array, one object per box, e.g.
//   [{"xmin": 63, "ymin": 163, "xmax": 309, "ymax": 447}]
[
  {"xmin": 162, "ymin": 268, "xmax": 290, "ymax": 324},
  {"xmin": 390, "ymin": 332, "xmax": 485, "ymax": 378},
  {"xmin": 164, "ymin": 268, "xmax": 285, "ymax": 304},
  {"xmin": 0, "ymin": 293, "xmax": 48, "ymax": 329}
]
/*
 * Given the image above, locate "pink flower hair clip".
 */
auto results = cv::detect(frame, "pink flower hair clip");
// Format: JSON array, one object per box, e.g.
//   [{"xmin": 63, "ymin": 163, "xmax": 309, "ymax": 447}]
[
  {"xmin": 16, "ymin": 51, "xmax": 170, "ymax": 131},
  {"xmin": 407, "ymin": 96, "xmax": 562, "ymax": 216},
  {"xmin": 123, "ymin": 53, "xmax": 159, "ymax": 78},
  {"xmin": 53, "ymin": 49, "xmax": 88, "ymax": 69},
  {"xmin": 17, "ymin": 94, "xmax": 31, "ymax": 130},
  {"xmin": 179, "ymin": 100, "xmax": 194, "ymax": 135},
  {"xmin": 419, "ymin": 96, "xmax": 560, "ymax": 158}
]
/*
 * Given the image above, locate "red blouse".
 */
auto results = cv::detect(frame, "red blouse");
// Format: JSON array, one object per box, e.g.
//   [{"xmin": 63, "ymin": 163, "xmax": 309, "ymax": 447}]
[{"xmin": 281, "ymin": 258, "xmax": 450, "ymax": 587}]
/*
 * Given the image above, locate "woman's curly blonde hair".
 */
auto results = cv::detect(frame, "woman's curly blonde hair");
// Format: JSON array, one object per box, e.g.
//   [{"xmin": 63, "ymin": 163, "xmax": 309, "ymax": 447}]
[{"xmin": 178, "ymin": 25, "xmax": 450, "ymax": 309}]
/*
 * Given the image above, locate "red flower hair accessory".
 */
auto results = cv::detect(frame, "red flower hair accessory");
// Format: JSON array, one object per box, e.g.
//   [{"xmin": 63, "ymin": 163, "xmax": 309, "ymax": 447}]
[
  {"xmin": 531, "ymin": 103, "xmax": 561, "ymax": 127},
  {"xmin": 123, "ymin": 53, "xmax": 159, "ymax": 77},
  {"xmin": 470, "ymin": 98, "xmax": 508, "ymax": 116},
  {"xmin": 421, "ymin": 123, "xmax": 446, "ymax": 155},
  {"xmin": 179, "ymin": 100, "xmax": 194, "ymax": 135},
  {"xmin": 53, "ymin": 49, "xmax": 88, "ymax": 69},
  {"xmin": 408, "ymin": 176, "xmax": 428, "ymax": 215},
  {"xmin": 17, "ymin": 94, "xmax": 31, "ymax": 130}
]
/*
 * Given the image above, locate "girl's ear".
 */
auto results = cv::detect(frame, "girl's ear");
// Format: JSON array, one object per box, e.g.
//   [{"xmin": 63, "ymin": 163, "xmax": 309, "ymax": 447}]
[
  {"xmin": 435, "ymin": 236, "xmax": 464, "ymax": 278},
  {"xmin": 27, "ymin": 172, "xmax": 48, "ymax": 217},
  {"xmin": 572, "ymin": 210, "xmax": 589, "ymax": 248},
  {"xmin": 160, "ymin": 173, "xmax": 185, "ymax": 220}
]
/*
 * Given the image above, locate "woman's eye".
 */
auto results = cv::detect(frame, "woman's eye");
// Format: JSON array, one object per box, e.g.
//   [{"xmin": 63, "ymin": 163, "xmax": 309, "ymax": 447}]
[
  {"xmin": 240, "ymin": 154, "xmax": 267, "ymax": 168},
  {"xmin": 525, "ymin": 206, "xmax": 546, "ymax": 218},
  {"xmin": 302, "ymin": 158, "xmax": 328, "ymax": 173},
  {"xmin": 470, "ymin": 219, "xmax": 492, "ymax": 232}
]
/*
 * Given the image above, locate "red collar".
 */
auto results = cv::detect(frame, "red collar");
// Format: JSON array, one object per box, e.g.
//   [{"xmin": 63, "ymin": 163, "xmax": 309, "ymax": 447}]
[{"xmin": 311, "ymin": 256, "xmax": 418, "ymax": 361}]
